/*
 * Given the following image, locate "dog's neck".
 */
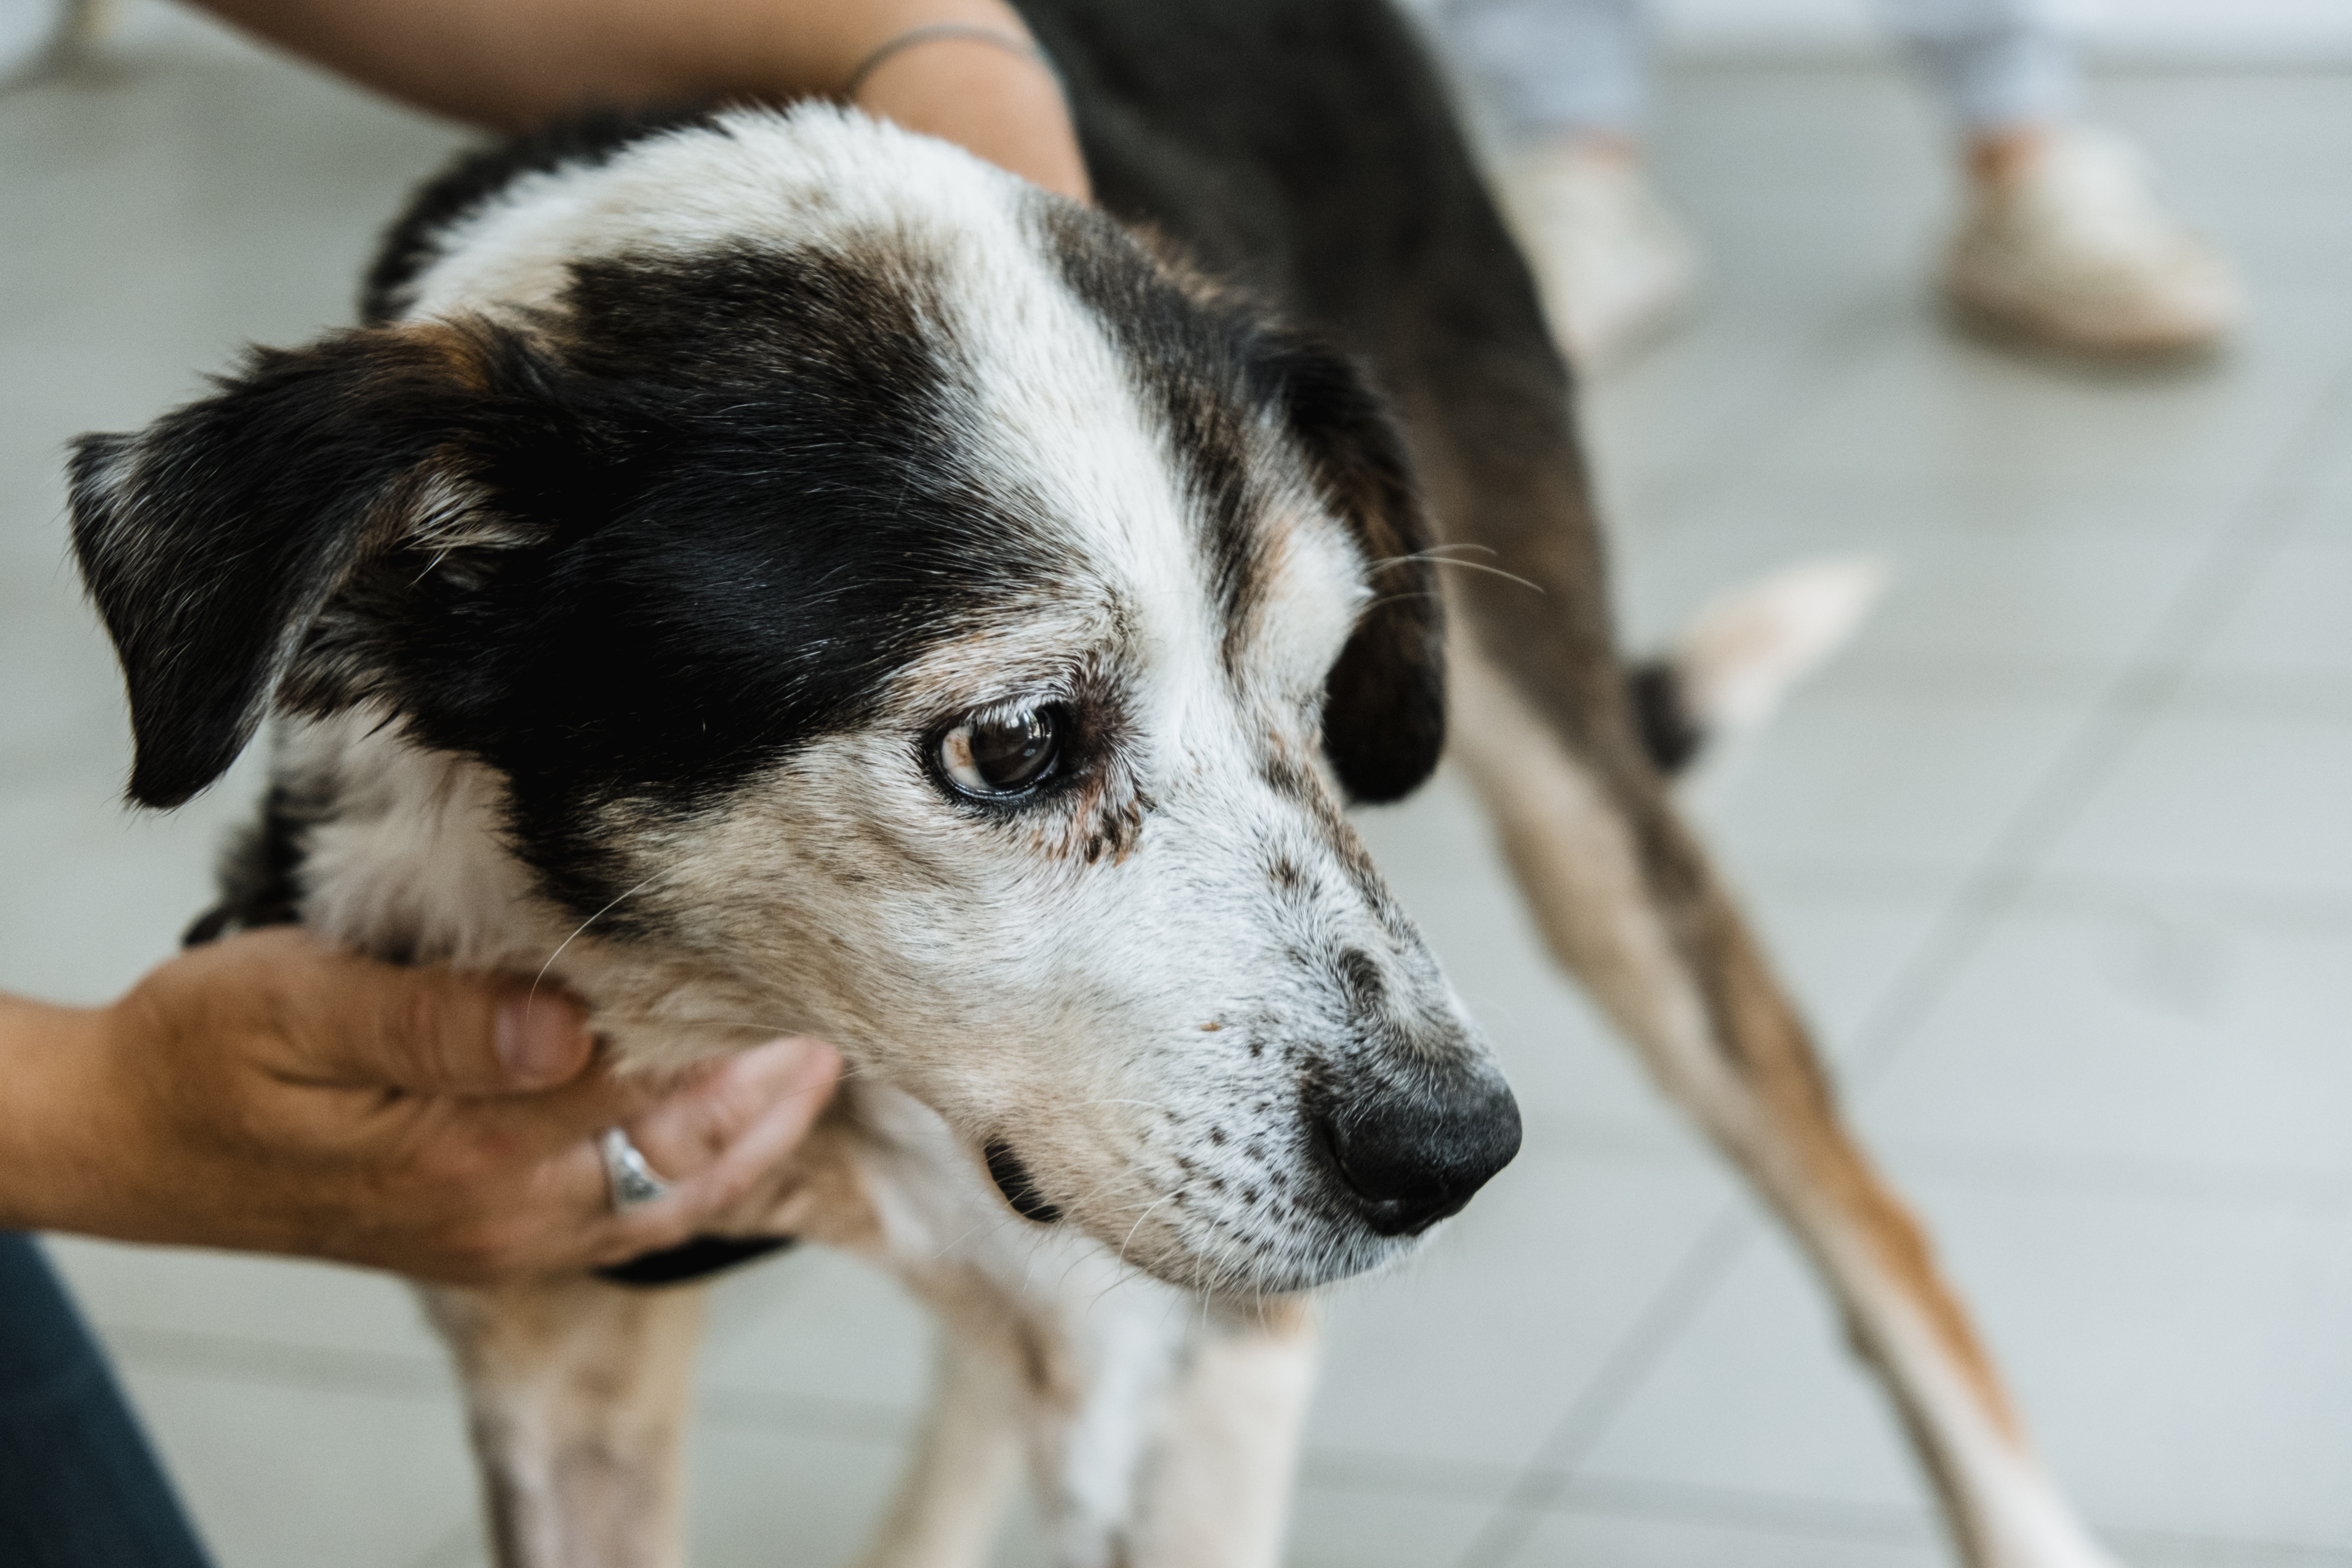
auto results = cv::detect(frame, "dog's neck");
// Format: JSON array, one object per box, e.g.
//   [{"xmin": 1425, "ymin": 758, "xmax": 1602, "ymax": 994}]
[{"xmin": 279, "ymin": 707, "xmax": 801, "ymax": 1073}]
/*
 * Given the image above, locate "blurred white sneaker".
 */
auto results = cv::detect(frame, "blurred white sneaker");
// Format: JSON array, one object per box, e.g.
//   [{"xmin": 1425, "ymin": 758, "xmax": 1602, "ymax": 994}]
[
  {"xmin": 1497, "ymin": 136, "xmax": 1701, "ymax": 371},
  {"xmin": 1943, "ymin": 128, "xmax": 2243, "ymax": 356}
]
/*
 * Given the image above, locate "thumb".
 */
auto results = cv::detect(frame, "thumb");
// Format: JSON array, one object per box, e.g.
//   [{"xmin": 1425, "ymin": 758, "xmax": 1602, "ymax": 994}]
[{"xmin": 259, "ymin": 933, "xmax": 595, "ymax": 1095}]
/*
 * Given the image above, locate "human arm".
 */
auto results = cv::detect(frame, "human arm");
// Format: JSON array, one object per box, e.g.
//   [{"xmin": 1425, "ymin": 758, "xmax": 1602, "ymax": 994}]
[
  {"xmin": 187, "ymin": 0, "xmax": 1091, "ymax": 201},
  {"xmin": 0, "ymin": 928, "xmax": 839, "ymax": 1283}
]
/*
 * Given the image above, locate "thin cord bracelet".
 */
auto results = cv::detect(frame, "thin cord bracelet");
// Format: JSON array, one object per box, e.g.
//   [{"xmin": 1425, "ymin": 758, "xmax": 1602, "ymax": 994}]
[{"xmin": 840, "ymin": 22, "xmax": 1053, "ymax": 102}]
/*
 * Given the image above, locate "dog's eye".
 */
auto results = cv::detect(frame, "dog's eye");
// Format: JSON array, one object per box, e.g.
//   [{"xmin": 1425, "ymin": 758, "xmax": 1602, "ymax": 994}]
[{"xmin": 937, "ymin": 706, "xmax": 1064, "ymax": 798}]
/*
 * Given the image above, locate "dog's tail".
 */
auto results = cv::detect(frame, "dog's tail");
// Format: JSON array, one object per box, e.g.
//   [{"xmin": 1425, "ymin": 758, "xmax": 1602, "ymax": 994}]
[{"xmin": 1624, "ymin": 555, "xmax": 1888, "ymax": 775}]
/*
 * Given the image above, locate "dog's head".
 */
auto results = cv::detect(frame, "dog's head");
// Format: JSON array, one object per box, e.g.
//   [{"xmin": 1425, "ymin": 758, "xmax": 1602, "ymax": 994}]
[{"xmin": 68, "ymin": 107, "xmax": 1517, "ymax": 1294}]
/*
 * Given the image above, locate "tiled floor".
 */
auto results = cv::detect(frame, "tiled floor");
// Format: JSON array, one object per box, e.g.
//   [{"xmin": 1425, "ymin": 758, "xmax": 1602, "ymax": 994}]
[{"xmin": 5, "ymin": 9, "xmax": 2350, "ymax": 1568}]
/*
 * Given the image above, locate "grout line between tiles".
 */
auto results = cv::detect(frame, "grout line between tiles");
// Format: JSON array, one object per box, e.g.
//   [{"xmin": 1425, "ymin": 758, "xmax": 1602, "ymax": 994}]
[
  {"xmin": 1539, "ymin": 1472, "xmax": 1936, "ymax": 1543},
  {"xmin": 96, "ymin": 1322, "xmax": 455, "ymax": 1400},
  {"xmin": 694, "ymin": 1384, "xmax": 911, "ymax": 1445},
  {"xmin": 1317, "ymin": 1447, "xmax": 2352, "ymax": 1566},
  {"xmin": 1537, "ymin": 1479, "xmax": 2352, "ymax": 1568},
  {"xmin": 2010, "ymin": 871, "xmax": 2352, "ymax": 935},
  {"xmin": 1448, "ymin": 1213, "xmax": 1756, "ymax": 1568},
  {"xmin": 1736, "ymin": 858, "xmax": 2352, "ymax": 935},
  {"xmin": 1875, "ymin": 1140, "xmax": 2352, "ymax": 1216}
]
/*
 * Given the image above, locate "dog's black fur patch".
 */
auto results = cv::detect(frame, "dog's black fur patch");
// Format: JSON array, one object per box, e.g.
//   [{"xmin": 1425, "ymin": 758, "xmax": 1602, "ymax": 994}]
[
  {"xmin": 594, "ymin": 1234, "xmax": 797, "ymax": 1288},
  {"xmin": 182, "ymin": 784, "xmax": 311, "ymax": 944}
]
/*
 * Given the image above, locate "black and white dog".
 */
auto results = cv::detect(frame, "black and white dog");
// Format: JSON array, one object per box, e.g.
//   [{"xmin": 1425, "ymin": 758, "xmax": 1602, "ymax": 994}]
[{"xmin": 69, "ymin": 3, "xmax": 2118, "ymax": 1565}]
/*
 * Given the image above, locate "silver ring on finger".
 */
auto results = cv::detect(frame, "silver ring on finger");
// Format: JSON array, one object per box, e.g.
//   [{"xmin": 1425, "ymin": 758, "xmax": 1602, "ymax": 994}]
[{"xmin": 599, "ymin": 1126, "xmax": 673, "ymax": 1214}]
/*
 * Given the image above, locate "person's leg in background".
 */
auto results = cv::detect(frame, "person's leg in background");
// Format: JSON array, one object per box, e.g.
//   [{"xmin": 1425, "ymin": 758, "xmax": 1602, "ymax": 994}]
[
  {"xmin": 1434, "ymin": 0, "xmax": 1702, "ymax": 368},
  {"xmin": 0, "ymin": 1233, "xmax": 215, "ymax": 1568},
  {"xmin": 1433, "ymin": 0, "xmax": 2242, "ymax": 366},
  {"xmin": 1889, "ymin": 0, "xmax": 2244, "ymax": 352}
]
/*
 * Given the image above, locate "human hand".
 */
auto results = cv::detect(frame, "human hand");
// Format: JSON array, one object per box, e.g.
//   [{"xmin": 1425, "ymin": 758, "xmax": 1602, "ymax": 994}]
[{"xmin": 0, "ymin": 928, "xmax": 840, "ymax": 1283}]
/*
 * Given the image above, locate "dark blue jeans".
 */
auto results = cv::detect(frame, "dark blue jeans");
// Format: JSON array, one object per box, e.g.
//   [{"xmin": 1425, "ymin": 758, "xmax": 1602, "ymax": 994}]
[{"xmin": 0, "ymin": 1232, "xmax": 213, "ymax": 1568}]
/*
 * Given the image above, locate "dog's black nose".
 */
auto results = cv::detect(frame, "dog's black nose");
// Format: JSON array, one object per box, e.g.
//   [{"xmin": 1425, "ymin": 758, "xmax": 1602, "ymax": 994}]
[{"xmin": 1318, "ymin": 1071, "xmax": 1522, "ymax": 1237}]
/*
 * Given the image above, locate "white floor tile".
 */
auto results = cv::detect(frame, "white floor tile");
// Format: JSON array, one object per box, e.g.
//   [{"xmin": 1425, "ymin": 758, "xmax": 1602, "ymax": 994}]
[
  {"xmin": 1747, "ymin": 286, "xmax": 2352, "ymax": 494},
  {"xmin": 1869, "ymin": 1181, "xmax": 2352, "ymax": 1550},
  {"xmin": 1862, "ymin": 908, "xmax": 2352, "ymax": 1179},
  {"xmin": 686, "ymin": 1423, "xmax": 913, "ymax": 1568},
  {"xmin": 1574, "ymin": 1174, "xmax": 2352, "ymax": 1553},
  {"xmin": 1285, "ymin": 1481, "xmax": 1501, "ymax": 1568},
  {"xmin": 110, "ymin": 1365, "xmax": 478, "ymax": 1568},
  {"xmin": 0, "ymin": 752, "xmax": 271, "ymax": 1004},
  {"xmin": 2195, "ymin": 534, "xmax": 2352, "ymax": 680},
  {"xmin": 1729, "ymin": 885, "xmax": 1951, "ymax": 1052},
  {"xmin": 2036, "ymin": 710, "xmax": 2352, "ymax": 898},
  {"xmin": 1690, "ymin": 689, "xmax": 2087, "ymax": 884},
  {"xmin": 697, "ymin": 1244, "xmax": 936, "ymax": 1419},
  {"xmin": 1629, "ymin": 524, "xmax": 2213, "ymax": 674},
  {"xmin": 1497, "ymin": 1505, "xmax": 1946, "ymax": 1568},
  {"xmin": 47, "ymin": 1236, "xmax": 451, "ymax": 1364},
  {"xmin": 1307, "ymin": 1152, "xmax": 1734, "ymax": 1473}
]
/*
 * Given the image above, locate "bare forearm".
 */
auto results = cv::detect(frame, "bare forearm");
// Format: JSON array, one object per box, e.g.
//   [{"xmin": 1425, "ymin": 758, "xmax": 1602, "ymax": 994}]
[
  {"xmin": 186, "ymin": 0, "xmax": 1089, "ymax": 198},
  {"xmin": 0, "ymin": 993, "xmax": 114, "ymax": 1235}
]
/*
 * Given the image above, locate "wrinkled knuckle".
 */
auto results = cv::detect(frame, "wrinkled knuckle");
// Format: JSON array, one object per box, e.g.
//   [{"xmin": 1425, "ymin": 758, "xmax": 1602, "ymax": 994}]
[{"xmin": 391, "ymin": 981, "xmax": 451, "ymax": 1084}]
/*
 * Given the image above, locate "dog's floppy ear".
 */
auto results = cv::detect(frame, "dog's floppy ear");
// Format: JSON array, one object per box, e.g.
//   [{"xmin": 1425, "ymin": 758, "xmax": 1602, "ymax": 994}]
[
  {"xmin": 1262, "ymin": 336, "xmax": 1446, "ymax": 805},
  {"xmin": 70, "ymin": 322, "xmax": 531, "ymax": 808}
]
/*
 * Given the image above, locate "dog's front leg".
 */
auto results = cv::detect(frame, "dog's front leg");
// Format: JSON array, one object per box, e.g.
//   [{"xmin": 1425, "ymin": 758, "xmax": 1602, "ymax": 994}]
[
  {"xmin": 423, "ymin": 1277, "xmax": 707, "ymax": 1568},
  {"xmin": 1127, "ymin": 1297, "xmax": 1319, "ymax": 1568},
  {"xmin": 888, "ymin": 1260, "xmax": 1277, "ymax": 1568},
  {"xmin": 1448, "ymin": 647, "xmax": 2120, "ymax": 1568},
  {"xmin": 856, "ymin": 1323, "xmax": 1029, "ymax": 1568},
  {"xmin": 1009, "ymin": 1274, "xmax": 1186, "ymax": 1568},
  {"xmin": 957, "ymin": 1280, "xmax": 1314, "ymax": 1568}
]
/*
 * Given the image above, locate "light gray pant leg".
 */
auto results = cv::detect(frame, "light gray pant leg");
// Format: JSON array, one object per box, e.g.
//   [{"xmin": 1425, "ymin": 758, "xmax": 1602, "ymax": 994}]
[
  {"xmin": 1433, "ymin": 0, "xmax": 1653, "ymax": 141},
  {"xmin": 1876, "ymin": 0, "xmax": 2081, "ymax": 129}
]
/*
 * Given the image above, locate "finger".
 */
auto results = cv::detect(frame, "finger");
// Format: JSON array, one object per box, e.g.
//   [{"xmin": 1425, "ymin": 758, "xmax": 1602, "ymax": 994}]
[
  {"xmin": 599, "ymin": 1040, "xmax": 841, "ymax": 1254},
  {"xmin": 625, "ymin": 1034, "xmax": 847, "ymax": 1241},
  {"xmin": 259, "ymin": 932, "xmax": 595, "ymax": 1095},
  {"xmin": 432, "ymin": 1054, "xmax": 670, "ymax": 1174},
  {"xmin": 623, "ymin": 1037, "xmax": 842, "ymax": 1182},
  {"xmin": 401, "ymin": 1041, "xmax": 840, "ymax": 1279}
]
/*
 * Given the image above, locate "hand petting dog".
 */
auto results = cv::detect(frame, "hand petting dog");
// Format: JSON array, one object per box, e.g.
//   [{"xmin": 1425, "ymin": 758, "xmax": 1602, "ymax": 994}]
[{"xmin": 0, "ymin": 929, "xmax": 839, "ymax": 1282}]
